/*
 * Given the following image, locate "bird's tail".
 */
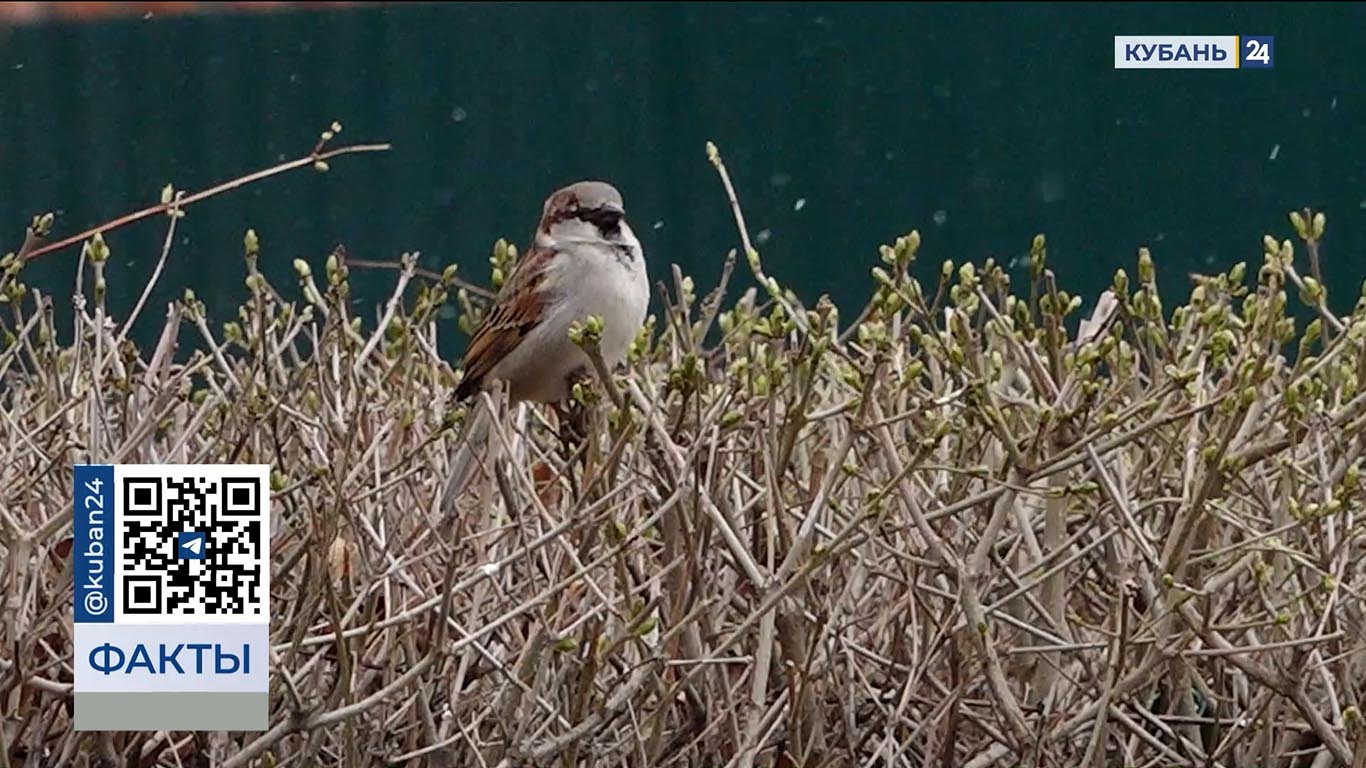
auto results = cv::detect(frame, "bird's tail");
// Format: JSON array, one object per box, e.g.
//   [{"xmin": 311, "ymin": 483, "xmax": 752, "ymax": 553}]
[{"xmin": 439, "ymin": 396, "xmax": 493, "ymax": 519}]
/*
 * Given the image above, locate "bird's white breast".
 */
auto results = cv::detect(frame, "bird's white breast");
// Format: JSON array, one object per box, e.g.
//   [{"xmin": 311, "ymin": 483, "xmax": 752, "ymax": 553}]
[
  {"xmin": 543, "ymin": 229, "xmax": 649, "ymax": 364},
  {"xmin": 490, "ymin": 225, "xmax": 649, "ymax": 402}
]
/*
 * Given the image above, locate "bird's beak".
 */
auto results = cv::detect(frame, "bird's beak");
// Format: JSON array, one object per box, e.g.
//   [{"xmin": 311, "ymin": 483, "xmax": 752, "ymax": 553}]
[{"xmin": 602, "ymin": 201, "xmax": 625, "ymax": 217}]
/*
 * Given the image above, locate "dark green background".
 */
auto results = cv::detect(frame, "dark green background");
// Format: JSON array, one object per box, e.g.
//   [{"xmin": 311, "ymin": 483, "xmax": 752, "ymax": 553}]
[{"xmin": 1, "ymin": 2, "xmax": 1363, "ymax": 356}]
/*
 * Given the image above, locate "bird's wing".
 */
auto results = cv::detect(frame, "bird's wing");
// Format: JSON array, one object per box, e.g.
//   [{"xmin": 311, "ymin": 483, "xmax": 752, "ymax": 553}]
[{"xmin": 455, "ymin": 243, "xmax": 557, "ymax": 400}]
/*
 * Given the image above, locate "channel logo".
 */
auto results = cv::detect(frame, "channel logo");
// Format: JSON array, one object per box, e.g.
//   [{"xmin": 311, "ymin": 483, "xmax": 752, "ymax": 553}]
[
  {"xmin": 72, "ymin": 464, "xmax": 271, "ymax": 732},
  {"xmin": 1114, "ymin": 36, "xmax": 1274, "ymax": 69}
]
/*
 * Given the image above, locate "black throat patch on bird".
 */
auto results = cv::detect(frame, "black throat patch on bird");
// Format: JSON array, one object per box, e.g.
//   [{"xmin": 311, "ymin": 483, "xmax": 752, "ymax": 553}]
[{"xmin": 609, "ymin": 240, "xmax": 637, "ymax": 267}]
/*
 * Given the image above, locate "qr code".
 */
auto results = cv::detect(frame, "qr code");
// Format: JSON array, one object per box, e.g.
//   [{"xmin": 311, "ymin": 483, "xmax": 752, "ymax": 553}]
[{"xmin": 116, "ymin": 469, "xmax": 268, "ymax": 619}]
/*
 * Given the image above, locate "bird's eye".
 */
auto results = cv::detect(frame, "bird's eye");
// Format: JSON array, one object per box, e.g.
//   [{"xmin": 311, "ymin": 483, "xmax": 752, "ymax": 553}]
[{"xmin": 577, "ymin": 207, "xmax": 622, "ymax": 232}]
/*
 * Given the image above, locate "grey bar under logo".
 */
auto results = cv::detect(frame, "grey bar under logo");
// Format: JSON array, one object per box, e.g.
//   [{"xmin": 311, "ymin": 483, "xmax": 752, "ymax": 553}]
[{"xmin": 74, "ymin": 692, "xmax": 268, "ymax": 732}]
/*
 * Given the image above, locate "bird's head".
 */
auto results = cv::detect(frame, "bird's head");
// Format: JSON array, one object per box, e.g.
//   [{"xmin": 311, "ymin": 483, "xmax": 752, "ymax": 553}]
[{"xmin": 538, "ymin": 180, "xmax": 629, "ymax": 243}]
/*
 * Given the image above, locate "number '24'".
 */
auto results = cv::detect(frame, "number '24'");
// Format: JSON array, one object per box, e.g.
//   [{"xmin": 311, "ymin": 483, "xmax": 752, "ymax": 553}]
[
  {"xmin": 1245, "ymin": 39, "xmax": 1271, "ymax": 65},
  {"xmin": 84, "ymin": 477, "xmax": 104, "ymax": 508}
]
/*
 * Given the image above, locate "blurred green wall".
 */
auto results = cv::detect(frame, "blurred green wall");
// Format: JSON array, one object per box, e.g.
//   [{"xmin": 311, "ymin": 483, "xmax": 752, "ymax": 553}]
[{"xmin": 1, "ymin": 2, "xmax": 1363, "ymax": 356}]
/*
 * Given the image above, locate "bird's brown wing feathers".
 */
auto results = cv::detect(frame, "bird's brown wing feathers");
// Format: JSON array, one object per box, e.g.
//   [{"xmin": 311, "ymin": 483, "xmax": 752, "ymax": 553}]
[{"xmin": 454, "ymin": 244, "xmax": 556, "ymax": 400}]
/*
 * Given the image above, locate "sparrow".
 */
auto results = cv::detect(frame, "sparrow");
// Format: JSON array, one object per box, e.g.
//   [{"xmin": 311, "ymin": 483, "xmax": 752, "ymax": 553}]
[
  {"xmin": 454, "ymin": 180, "xmax": 650, "ymax": 403},
  {"xmin": 440, "ymin": 180, "xmax": 650, "ymax": 509}
]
